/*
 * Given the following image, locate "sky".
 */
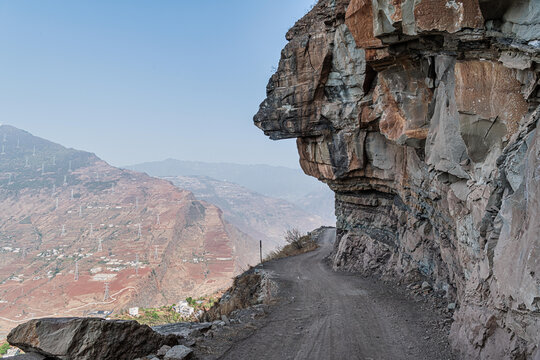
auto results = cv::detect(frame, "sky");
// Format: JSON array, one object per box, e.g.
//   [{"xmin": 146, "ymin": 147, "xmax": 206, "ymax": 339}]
[{"xmin": 0, "ymin": 0, "xmax": 316, "ymax": 168}]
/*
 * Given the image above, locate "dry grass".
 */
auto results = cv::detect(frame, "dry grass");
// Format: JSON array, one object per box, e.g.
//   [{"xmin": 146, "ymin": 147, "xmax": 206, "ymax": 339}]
[
  {"xmin": 200, "ymin": 271, "xmax": 262, "ymax": 322},
  {"xmin": 263, "ymin": 234, "xmax": 318, "ymax": 262}
]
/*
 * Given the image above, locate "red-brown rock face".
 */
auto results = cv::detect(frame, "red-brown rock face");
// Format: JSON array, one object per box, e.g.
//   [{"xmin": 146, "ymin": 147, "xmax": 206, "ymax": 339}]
[{"xmin": 255, "ymin": 0, "xmax": 540, "ymax": 358}]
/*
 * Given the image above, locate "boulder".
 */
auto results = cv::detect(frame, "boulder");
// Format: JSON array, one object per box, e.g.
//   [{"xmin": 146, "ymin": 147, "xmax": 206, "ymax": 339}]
[
  {"xmin": 7, "ymin": 317, "xmax": 178, "ymax": 360},
  {"xmin": 164, "ymin": 345, "xmax": 193, "ymax": 360}
]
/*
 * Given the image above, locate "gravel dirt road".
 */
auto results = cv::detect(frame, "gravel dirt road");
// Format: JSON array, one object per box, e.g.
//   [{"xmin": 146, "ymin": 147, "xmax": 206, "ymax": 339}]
[{"xmin": 219, "ymin": 228, "xmax": 455, "ymax": 360}]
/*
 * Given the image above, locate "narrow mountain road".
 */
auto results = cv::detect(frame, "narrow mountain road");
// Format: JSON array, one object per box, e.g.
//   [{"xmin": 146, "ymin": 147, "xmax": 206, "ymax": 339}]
[{"xmin": 220, "ymin": 228, "xmax": 455, "ymax": 360}]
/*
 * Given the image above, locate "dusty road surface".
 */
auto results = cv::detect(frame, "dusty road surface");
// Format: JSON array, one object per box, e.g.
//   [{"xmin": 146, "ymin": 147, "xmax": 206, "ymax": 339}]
[{"xmin": 220, "ymin": 228, "xmax": 455, "ymax": 360}]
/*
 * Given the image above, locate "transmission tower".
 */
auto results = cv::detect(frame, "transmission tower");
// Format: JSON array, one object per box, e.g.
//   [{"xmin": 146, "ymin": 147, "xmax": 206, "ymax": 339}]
[
  {"xmin": 103, "ymin": 283, "xmax": 110, "ymax": 301},
  {"xmin": 154, "ymin": 245, "xmax": 159, "ymax": 261},
  {"xmin": 79, "ymin": 205, "xmax": 82, "ymax": 217},
  {"xmin": 61, "ymin": 224, "xmax": 66, "ymax": 236},
  {"xmin": 55, "ymin": 197, "xmax": 59, "ymax": 210},
  {"xmin": 41, "ymin": 163, "xmax": 45, "ymax": 175},
  {"xmin": 89, "ymin": 223, "xmax": 94, "ymax": 237},
  {"xmin": 52, "ymin": 184, "xmax": 56, "ymax": 193},
  {"xmin": 156, "ymin": 214, "xmax": 160, "ymax": 225},
  {"xmin": 68, "ymin": 160, "xmax": 72, "ymax": 172},
  {"xmin": 52, "ymin": 155, "xmax": 56, "ymax": 165},
  {"xmin": 16, "ymin": 137, "xmax": 20, "ymax": 149},
  {"xmin": 137, "ymin": 224, "xmax": 142, "ymax": 238},
  {"xmin": 25, "ymin": 156, "xmax": 29, "ymax": 167},
  {"xmin": 135, "ymin": 254, "xmax": 139, "ymax": 275},
  {"xmin": 135, "ymin": 197, "xmax": 139, "ymax": 210},
  {"xmin": 74, "ymin": 260, "xmax": 79, "ymax": 281},
  {"xmin": 71, "ymin": 189, "xmax": 74, "ymax": 200},
  {"xmin": 32, "ymin": 145, "xmax": 36, "ymax": 156},
  {"xmin": 63, "ymin": 175, "xmax": 67, "ymax": 186},
  {"xmin": 98, "ymin": 238, "xmax": 103, "ymax": 252},
  {"xmin": 1, "ymin": 144, "xmax": 5, "ymax": 155}
]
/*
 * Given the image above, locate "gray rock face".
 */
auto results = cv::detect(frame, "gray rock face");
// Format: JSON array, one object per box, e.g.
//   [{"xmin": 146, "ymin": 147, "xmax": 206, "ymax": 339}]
[
  {"xmin": 254, "ymin": 0, "xmax": 540, "ymax": 358},
  {"xmin": 7, "ymin": 317, "xmax": 178, "ymax": 360},
  {"xmin": 164, "ymin": 345, "xmax": 193, "ymax": 360},
  {"xmin": 9, "ymin": 354, "xmax": 46, "ymax": 360}
]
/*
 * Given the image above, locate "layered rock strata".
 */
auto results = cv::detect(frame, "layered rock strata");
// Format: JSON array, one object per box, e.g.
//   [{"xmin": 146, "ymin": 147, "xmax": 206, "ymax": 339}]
[{"xmin": 255, "ymin": 0, "xmax": 540, "ymax": 358}]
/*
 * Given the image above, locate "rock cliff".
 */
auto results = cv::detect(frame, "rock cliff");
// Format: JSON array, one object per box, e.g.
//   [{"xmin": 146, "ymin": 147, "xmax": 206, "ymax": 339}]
[{"xmin": 255, "ymin": 0, "xmax": 540, "ymax": 358}]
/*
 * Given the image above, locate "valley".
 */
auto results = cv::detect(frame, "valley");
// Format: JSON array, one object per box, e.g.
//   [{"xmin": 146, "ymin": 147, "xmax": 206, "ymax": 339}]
[{"xmin": 0, "ymin": 125, "xmax": 259, "ymax": 337}]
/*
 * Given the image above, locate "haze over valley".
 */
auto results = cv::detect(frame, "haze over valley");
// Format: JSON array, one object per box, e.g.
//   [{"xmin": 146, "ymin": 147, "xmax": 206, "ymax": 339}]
[{"xmin": 0, "ymin": 125, "xmax": 330, "ymax": 337}]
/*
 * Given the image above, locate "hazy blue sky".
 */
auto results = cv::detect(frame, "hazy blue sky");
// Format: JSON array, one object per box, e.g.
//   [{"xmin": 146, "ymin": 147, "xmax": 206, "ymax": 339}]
[{"xmin": 0, "ymin": 0, "xmax": 315, "ymax": 168}]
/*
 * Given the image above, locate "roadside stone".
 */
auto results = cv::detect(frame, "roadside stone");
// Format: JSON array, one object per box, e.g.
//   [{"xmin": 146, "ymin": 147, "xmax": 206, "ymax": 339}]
[
  {"xmin": 157, "ymin": 345, "xmax": 171, "ymax": 356},
  {"xmin": 164, "ymin": 345, "xmax": 193, "ymax": 360},
  {"xmin": 10, "ymin": 354, "xmax": 46, "ymax": 360},
  {"xmin": 7, "ymin": 317, "xmax": 177, "ymax": 360},
  {"xmin": 421, "ymin": 282, "xmax": 431, "ymax": 290}
]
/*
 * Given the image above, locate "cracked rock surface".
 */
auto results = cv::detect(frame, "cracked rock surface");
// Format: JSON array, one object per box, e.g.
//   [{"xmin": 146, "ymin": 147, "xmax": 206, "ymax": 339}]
[{"xmin": 255, "ymin": 0, "xmax": 540, "ymax": 358}]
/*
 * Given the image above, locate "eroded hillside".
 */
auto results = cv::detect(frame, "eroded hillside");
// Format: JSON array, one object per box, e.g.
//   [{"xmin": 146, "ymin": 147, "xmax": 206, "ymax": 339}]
[{"xmin": 0, "ymin": 125, "xmax": 258, "ymax": 336}]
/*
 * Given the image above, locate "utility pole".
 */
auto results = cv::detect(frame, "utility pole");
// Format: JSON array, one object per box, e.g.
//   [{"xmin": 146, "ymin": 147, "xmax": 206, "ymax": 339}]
[
  {"xmin": 98, "ymin": 238, "xmax": 103, "ymax": 252},
  {"xmin": 135, "ymin": 254, "xmax": 139, "ymax": 276},
  {"xmin": 55, "ymin": 197, "xmax": 59, "ymax": 210},
  {"xmin": 103, "ymin": 283, "xmax": 110, "ymax": 301},
  {"xmin": 260, "ymin": 240, "xmax": 263, "ymax": 264},
  {"xmin": 137, "ymin": 224, "xmax": 142, "ymax": 238},
  {"xmin": 79, "ymin": 205, "xmax": 82, "ymax": 217},
  {"xmin": 74, "ymin": 260, "xmax": 79, "ymax": 281},
  {"xmin": 16, "ymin": 137, "xmax": 20, "ymax": 149},
  {"xmin": 135, "ymin": 197, "xmax": 139, "ymax": 210},
  {"xmin": 156, "ymin": 213, "xmax": 160, "ymax": 225},
  {"xmin": 71, "ymin": 189, "xmax": 74, "ymax": 200},
  {"xmin": 68, "ymin": 160, "xmax": 72, "ymax": 172},
  {"xmin": 154, "ymin": 245, "xmax": 158, "ymax": 261}
]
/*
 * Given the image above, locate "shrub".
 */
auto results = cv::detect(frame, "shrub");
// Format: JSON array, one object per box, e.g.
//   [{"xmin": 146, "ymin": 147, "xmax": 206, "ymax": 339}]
[{"xmin": 285, "ymin": 228, "xmax": 304, "ymax": 249}]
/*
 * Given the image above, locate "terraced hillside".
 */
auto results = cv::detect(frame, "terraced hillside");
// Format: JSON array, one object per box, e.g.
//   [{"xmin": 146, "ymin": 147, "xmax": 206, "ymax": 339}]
[{"xmin": 0, "ymin": 125, "xmax": 258, "ymax": 337}]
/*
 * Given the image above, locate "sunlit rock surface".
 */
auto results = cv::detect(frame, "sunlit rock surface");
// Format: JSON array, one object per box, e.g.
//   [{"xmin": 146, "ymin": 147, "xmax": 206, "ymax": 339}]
[{"xmin": 255, "ymin": 0, "xmax": 540, "ymax": 358}]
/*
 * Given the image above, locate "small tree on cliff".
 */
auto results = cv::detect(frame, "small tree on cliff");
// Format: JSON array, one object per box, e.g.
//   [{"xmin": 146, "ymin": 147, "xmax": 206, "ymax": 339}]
[{"xmin": 285, "ymin": 228, "xmax": 304, "ymax": 250}]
